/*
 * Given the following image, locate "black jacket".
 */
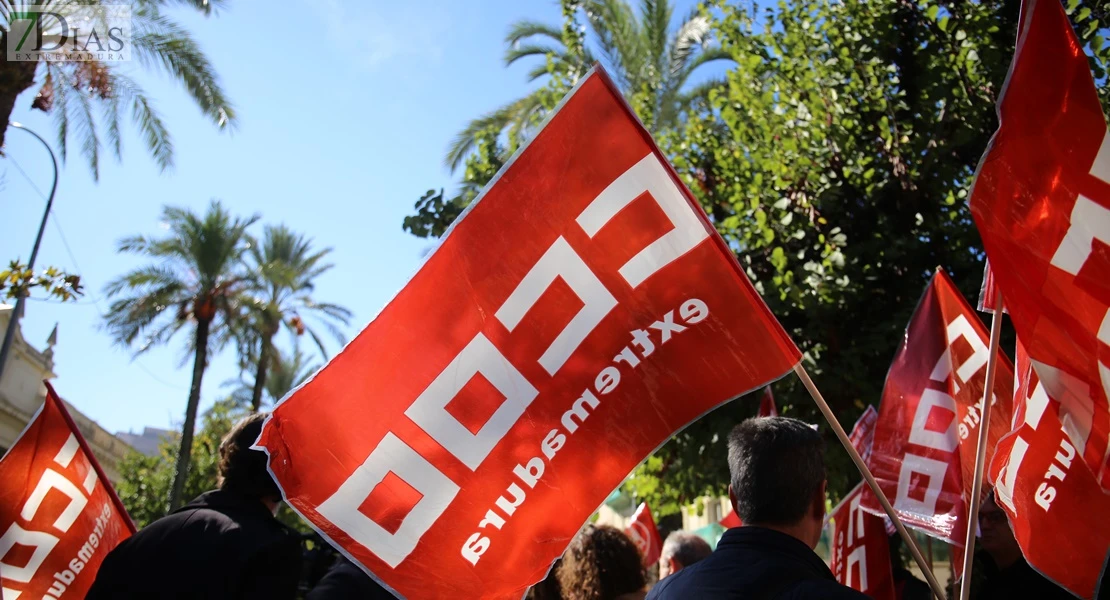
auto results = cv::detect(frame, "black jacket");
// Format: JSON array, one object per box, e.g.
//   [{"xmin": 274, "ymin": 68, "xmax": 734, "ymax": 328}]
[
  {"xmin": 647, "ymin": 527, "xmax": 870, "ymax": 600},
  {"xmin": 86, "ymin": 489, "xmax": 303, "ymax": 600},
  {"xmin": 307, "ymin": 557, "xmax": 396, "ymax": 600},
  {"xmin": 977, "ymin": 553, "xmax": 1075, "ymax": 600}
]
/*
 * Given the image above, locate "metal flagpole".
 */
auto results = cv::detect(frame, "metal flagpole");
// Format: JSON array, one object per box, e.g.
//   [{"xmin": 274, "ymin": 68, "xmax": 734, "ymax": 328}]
[
  {"xmin": 793, "ymin": 363, "xmax": 947, "ymax": 600},
  {"xmin": 959, "ymin": 293, "xmax": 1005, "ymax": 600},
  {"xmin": 0, "ymin": 123, "xmax": 60, "ymax": 386}
]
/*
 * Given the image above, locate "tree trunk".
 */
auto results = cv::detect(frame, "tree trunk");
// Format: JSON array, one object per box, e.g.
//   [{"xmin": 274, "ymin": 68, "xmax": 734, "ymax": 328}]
[
  {"xmin": 249, "ymin": 334, "xmax": 273, "ymax": 413},
  {"xmin": 0, "ymin": 37, "xmax": 40, "ymax": 150},
  {"xmin": 168, "ymin": 317, "xmax": 211, "ymax": 511}
]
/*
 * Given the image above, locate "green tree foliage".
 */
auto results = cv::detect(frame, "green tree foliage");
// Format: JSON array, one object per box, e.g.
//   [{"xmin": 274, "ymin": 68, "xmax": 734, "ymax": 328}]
[
  {"xmin": 239, "ymin": 225, "xmax": 350, "ymax": 412},
  {"xmin": 0, "ymin": 0, "xmax": 236, "ymax": 179},
  {"xmin": 103, "ymin": 200, "xmax": 257, "ymax": 510},
  {"xmin": 116, "ymin": 398, "xmax": 308, "ymax": 531},
  {"xmin": 402, "ymin": 0, "xmax": 1110, "ymax": 515},
  {"xmin": 0, "ymin": 261, "xmax": 82, "ymax": 302},
  {"xmin": 628, "ymin": 0, "xmax": 1110, "ymax": 513},
  {"xmin": 404, "ymin": 0, "xmax": 728, "ymax": 239},
  {"xmin": 226, "ymin": 342, "xmax": 320, "ymax": 409}
]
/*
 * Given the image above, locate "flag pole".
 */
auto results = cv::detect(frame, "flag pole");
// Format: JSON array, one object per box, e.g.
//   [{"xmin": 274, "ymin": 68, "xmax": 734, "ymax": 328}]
[
  {"xmin": 958, "ymin": 292, "xmax": 1004, "ymax": 600},
  {"xmin": 793, "ymin": 363, "xmax": 946, "ymax": 600}
]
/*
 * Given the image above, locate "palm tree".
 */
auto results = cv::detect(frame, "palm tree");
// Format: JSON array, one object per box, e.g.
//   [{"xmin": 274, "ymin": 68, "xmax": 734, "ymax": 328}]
[
  {"xmin": 445, "ymin": 0, "xmax": 729, "ymax": 171},
  {"xmin": 225, "ymin": 342, "xmax": 319, "ymax": 409},
  {"xmin": 241, "ymin": 225, "xmax": 350, "ymax": 413},
  {"xmin": 104, "ymin": 200, "xmax": 257, "ymax": 510},
  {"xmin": 0, "ymin": 0, "xmax": 235, "ymax": 179}
]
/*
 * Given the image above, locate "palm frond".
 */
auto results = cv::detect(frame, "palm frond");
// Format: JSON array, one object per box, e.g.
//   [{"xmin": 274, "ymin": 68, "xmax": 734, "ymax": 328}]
[
  {"xmin": 445, "ymin": 93, "xmax": 542, "ymax": 172},
  {"xmin": 641, "ymin": 0, "xmax": 673, "ymax": 77},
  {"xmin": 583, "ymin": 0, "xmax": 646, "ymax": 91},
  {"xmin": 111, "ymin": 71, "xmax": 175, "ymax": 171},
  {"xmin": 675, "ymin": 76, "xmax": 727, "ymax": 110},
  {"xmin": 676, "ymin": 47, "xmax": 733, "ymax": 85},
  {"xmin": 505, "ymin": 43, "xmax": 566, "ymax": 67},
  {"xmin": 48, "ymin": 64, "xmax": 70, "ymax": 165},
  {"xmin": 505, "ymin": 19, "xmax": 565, "ymax": 47},
  {"xmin": 72, "ymin": 83, "xmax": 102, "ymax": 181},
  {"xmin": 102, "ymin": 82, "xmax": 124, "ymax": 161},
  {"xmin": 668, "ymin": 9, "xmax": 713, "ymax": 78},
  {"xmin": 132, "ymin": 5, "xmax": 236, "ymax": 130}
]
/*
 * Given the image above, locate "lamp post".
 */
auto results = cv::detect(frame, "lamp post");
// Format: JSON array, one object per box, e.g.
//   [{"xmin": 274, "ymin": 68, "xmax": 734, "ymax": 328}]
[{"xmin": 0, "ymin": 122, "xmax": 60, "ymax": 385}]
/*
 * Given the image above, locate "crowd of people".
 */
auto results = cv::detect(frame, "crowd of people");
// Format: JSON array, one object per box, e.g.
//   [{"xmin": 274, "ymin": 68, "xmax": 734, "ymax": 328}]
[{"xmin": 84, "ymin": 414, "xmax": 1075, "ymax": 599}]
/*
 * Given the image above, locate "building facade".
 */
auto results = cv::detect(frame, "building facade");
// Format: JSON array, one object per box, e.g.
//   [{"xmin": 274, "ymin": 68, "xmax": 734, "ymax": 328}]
[{"xmin": 0, "ymin": 304, "xmax": 133, "ymax": 481}]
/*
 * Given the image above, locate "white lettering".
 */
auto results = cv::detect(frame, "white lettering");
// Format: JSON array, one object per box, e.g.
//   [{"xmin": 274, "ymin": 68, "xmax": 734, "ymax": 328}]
[
  {"xmin": 495, "ymin": 237, "xmax": 618, "ymax": 375},
  {"xmin": 576, "ymin": 153, "xmax": 710, "ymax": 288},
  {"xmin": 317, "ymin": 433, "xmax": 460, "ymax": 569},
  {"xmin": 406, "ymin": 334, "xmax": 539, "ymax": 470}
]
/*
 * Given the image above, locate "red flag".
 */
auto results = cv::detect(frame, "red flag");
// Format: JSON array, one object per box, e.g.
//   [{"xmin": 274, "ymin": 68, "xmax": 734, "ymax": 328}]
[
  {"xmin": 968, "ymin": 0, "xmax": 1110, "ymax": 489},
  {"xmin": 758, "ymin": 386, "xmax": 778, "ymax": 417},
  {"xmin": 255, "ymin": 67, "xmax": 801, "ymax": 599},
  {"xmin": 0, "ymin": 383, "xmax": 134, "ymax": 599},
  {"xmin": 989, "ymin": 340, "xmax": 1110, "ymax": 598},
  {"xmin": 849, "ymin": 405, "xmax": 879, "ymax": 463},
  {"xmin": 625, "ymin": 502, "xmax": 661, "ymax": 567},
  {"xmin": 976, "ymin": 261, "xmax": 1006, "ymax": 315},
  {"xmin": 719, "ymin": 509, "xmax": 742, "ymax": 529},
  {"xmin": 828, "ymin": 483, "xmax": 896, "ymax": 600},
  {"xmin": 862, "ymin": 269, "xmax": 1014, "ymax": 549}
]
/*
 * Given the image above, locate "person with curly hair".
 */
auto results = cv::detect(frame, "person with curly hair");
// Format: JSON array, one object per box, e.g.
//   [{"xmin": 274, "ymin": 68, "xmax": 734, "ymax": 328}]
[{"xmin": 557, "ymin": 524, "xmax": 647, "ymax": 600}]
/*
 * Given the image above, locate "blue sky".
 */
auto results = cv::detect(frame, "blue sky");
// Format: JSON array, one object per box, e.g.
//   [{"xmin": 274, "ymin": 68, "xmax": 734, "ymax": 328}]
[{"xmin": 3, "ymin": 1, "xmax": 702, "ymax": 436}]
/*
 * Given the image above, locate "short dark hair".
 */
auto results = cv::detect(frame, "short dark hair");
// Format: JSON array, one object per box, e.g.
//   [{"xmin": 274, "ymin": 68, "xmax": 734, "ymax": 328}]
[
  {"xmin": 727, "ymin": 417, "xmax": 825, "ymax": 526},
  {"xmin": 218, "ymin": 413, "xmax": 280, "ymax": 501},
  {"xmin": 557, "ymin": 524, "xmax": 645, "ymax": 600},
  {"xmin": 660, "ymin": 531, "xmax": 711, "ymax": 567}
]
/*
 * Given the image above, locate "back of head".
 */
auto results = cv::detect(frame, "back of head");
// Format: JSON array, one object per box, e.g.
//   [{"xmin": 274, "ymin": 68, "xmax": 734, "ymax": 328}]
[
  {"xmin": 660, "ymin": 531, "xmax": 711, "ymax": 575},
  {"xmin": 218, "ymin": 413, "xmax": 280, "ymax": 502},
  {"xmin": 727, "ymin": 417, "xmax": 825, "ymax": 527},
  {"xmin": 557, "ymin": 524, "xmax": 645, "ymax": 600}
]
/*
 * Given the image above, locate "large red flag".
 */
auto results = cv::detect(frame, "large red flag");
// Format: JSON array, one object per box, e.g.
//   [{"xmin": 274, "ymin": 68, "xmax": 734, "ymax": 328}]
[
  {"xmin": 0, "ymin": 383, "xmax": 134, "ymax": 599},
  {"xmin": 255, "ymin": 67, "xmax": 801, "ymax": 599},
  {"xmin": 862, "ymin": 269, "xmax": 1014, "ymax": 549},
  {"xmin": 969, "ymin": 0, "xmax": 1110, "ymax": 489},
  {"xmin": 989, "ymin": 340, "xmax": 1110, "ymax": 598},
  {"xmin": 829, "ymin": 483, "xmax": 896, "ymax": 600},
  {"xmin": 625, "ymin": 502, "xmax": 661, "ymax": 567}
]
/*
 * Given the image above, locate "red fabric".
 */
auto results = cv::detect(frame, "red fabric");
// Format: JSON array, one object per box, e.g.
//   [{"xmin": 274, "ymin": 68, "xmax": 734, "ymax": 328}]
[
  {"xmin": 625, "ymin": 502, "xmax": 661, "ymax": 566},
  {"xmin": 850, "ymin": 405, "xmax": 879, "ymax": 464},
  {"xmin": 969, "ymin": 0, "xmax": 1110, "ymax": 489},
  {"xmin": 861, "ymin": 270, "xmax": 1014, "ymax": 550},
  {"xmin": 829, "ymin": 483, "xmax": 896, "ymax": 600},
  {"xmin": 989, "ymin": 340, "xmax": 1110, "ymax": 599},
  {"xmin": 758, "ymin": 386, "xmax": 779, "ymax": 417},
  {"xmin": 719, "ymin": 509, "xmax": 743, "ymax": 529},
  {"xmin": 977, "ymin": 261, "xmax": 1005, "ymax": 315},
  {"xmin": 0, "ymin": 385, "xmax": 134, "ymax": 599},
  {"xmin": 255, "ymin": 68, "xmax": 801, "ymax": 599}
]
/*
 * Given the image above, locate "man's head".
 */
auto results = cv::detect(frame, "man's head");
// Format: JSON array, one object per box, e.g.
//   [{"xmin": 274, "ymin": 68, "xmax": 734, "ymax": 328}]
[
  {"xmin": 218, "ymin": 413, "xmax": 281, "ymax": 505},
  {"xmin": 658, "ymin": 531, "xmax": 712, "ymax": 580},
  {"xmin": 727, "ymin": 417, "xmax": 827, "ymax": 548},
  {"xmin": 978, "ymin": 489, "xmax": 1020, "ymax": 566}
]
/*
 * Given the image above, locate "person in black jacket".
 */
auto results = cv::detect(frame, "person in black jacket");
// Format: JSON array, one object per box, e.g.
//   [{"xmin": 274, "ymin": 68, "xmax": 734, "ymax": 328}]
[
  {"xmin": 87, "ymin": 413, "xmax": 302, "ymax": 600},
  {"xmin": 970, "ymin": 489, "xmax": 1073, "ymax": 600},
  {"xmin": 647, "ymin": 417, "xmax": 868, "ymax": 600},
  {"xmin": 306, "ymin": 555, "xmax": 397, "ymax": 600}
]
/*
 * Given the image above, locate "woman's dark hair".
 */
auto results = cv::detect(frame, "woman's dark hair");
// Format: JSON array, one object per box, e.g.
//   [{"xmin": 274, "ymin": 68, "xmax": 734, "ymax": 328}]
[
  {"xmin": 556, "ymin": 524, "xmax": 645, "ymax": 600},
  {"xmin": 218, "ymin": 413, "xmax": 280, "ymax": 501}
]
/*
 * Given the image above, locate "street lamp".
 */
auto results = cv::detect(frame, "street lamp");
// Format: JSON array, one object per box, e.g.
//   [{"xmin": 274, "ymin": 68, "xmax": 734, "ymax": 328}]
[{"xmin": 0, "ymin": 122, "xmax": 60, "ymax": 384}]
